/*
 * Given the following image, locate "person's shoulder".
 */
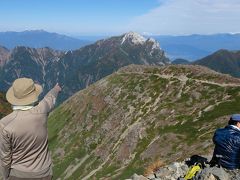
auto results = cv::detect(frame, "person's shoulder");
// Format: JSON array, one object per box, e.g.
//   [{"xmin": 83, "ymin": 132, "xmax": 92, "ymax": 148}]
[
  {"xmin": 214, "ymin": 126, "xmax": 232, "ymax": 138},
  {"xmin": 0, "ymin": 111, "xmax": 18, "ymax": 128},
  {"xmin": 226, "ymin": 126, "xmax": 240, "ymax": 139},
  {"xmin": 215, "ymin": 127, "xmax": 226, "ymax": 133},
  {"xmin": 30, "ymin": 101, "xmax": 49, "ymax": 114},
  {"xmin": 227, "ymin": 125, "xmax": 240, "ymax": 133},
  {"xmin": 231, "ymin": 131, "xmax": 240, "ymax": 144}
]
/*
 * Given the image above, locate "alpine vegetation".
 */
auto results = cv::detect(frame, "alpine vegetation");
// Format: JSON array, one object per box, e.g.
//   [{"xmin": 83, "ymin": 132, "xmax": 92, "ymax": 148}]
[{"xmin": 47, "ymin": 64, "xmax": 240, "ymax": 179}]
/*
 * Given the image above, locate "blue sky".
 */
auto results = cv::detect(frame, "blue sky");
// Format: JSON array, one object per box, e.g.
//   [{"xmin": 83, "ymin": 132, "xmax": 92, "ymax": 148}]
[{"xmin": 0, "ymin": 0, "xmax": 239, "ymax": 36}]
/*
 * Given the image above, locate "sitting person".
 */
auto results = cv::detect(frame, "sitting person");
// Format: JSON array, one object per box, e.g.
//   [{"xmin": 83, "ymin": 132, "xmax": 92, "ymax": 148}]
[
  {"xmin": 0, "ymin": 78, "xmax": 61, "ymax": 180},
  {"xmin": 211, "ymin": 114, "xmax": 240, "ymax": 169}
]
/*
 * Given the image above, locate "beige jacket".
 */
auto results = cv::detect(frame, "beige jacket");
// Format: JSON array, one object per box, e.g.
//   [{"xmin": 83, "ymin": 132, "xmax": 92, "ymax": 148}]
[{"xmin": 0, "ymin": 87, "xmax": 59, "ymax": 179}]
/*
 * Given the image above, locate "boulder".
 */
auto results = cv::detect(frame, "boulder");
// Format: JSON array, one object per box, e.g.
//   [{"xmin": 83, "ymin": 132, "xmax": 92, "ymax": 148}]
[
  {"xmin": 194, "ymin": 166, "xmax": 229, "ymax": 180},
  {"xmin": 131, "ymin": 173, "xmax": 149, "ymax": 180}
]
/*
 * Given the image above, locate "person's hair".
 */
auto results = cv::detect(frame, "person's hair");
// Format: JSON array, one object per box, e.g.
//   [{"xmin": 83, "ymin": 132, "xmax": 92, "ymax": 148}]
[{"xmin": 228, "ymin": 118, "xmax": 238, "ymax": 125}]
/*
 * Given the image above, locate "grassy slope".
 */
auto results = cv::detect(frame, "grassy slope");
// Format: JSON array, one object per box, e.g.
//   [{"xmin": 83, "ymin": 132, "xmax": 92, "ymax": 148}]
[{"xmin": 48, "ymin": 65, "xmax": 240, "ymax": 179}]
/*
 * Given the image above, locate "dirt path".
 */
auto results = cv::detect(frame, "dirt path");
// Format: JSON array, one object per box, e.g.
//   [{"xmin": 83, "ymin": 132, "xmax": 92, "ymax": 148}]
[
  {"xmin": 81, "ymin": 71, "xmax": 240, "ymax": 179},
  {"xmin": 117, "ymin": 72, "xmax": 240, "ymax": 87},
  {"xmin": 64, "ymin": 154, "xmax": 90, "ymax": 179}
]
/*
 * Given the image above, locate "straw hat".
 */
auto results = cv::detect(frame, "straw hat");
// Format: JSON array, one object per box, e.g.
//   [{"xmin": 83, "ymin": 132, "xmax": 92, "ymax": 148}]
[{"xmin": 6, "ymin": 78, "xmax": 43, "ymax": 105}]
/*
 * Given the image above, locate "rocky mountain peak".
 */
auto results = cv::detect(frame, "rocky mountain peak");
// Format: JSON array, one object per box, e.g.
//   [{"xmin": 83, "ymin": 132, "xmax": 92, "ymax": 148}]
[
  {"xmin": 147, "ymin": 38, "xmax": 160, "ymax": 49},
  {"xmin": 120, "ymin": 32, "xmax": 162, "ymax": 55},
  {"xmin": 121, "ymin": 31, "xmax": 147, "ymax": 45}
]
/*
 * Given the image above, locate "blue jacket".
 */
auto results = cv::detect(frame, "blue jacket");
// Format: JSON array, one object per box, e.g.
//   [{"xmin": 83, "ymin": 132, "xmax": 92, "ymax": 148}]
[{"xmin": 212, "ymin": 125, "xmax": 240, "ymax": 169}]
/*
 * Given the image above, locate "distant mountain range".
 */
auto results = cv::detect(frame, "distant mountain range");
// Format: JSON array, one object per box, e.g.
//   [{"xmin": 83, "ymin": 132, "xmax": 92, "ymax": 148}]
[
  {"xmin": 0, "ymin": 32, "xmax": 170, "ymax": 103},
  {"xmin": 170, "ymin": 49, "xmax": 240, "ymax": 78},
  {"xmin": 152, "ymin": 33, "xmax": 240, "ymax": 60},
  {"xmin": 0, "ymin": 30, "xmax": 91, "ymax": 50},
  {"xmin": 1, "ymin": 30, "xmax": 240, "ymax": 60}
]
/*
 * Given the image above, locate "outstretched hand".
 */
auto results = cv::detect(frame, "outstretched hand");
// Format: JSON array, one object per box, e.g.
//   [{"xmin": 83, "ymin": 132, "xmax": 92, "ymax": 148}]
[{"xmin": 54, "ymin": 83, "xmax": 62, "ymax": 92}]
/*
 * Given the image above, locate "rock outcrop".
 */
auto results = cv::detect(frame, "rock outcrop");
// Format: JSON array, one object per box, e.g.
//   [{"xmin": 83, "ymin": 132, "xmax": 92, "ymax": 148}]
[{"xmin": 130, "ymin": 160, "xmax": 240, "ymax": 180}]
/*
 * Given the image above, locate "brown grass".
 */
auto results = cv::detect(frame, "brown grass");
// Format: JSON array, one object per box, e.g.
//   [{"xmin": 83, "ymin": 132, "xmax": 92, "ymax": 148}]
[{"xmin": 144, "ymin": 160, "xmax": 165, "ymax": 177}]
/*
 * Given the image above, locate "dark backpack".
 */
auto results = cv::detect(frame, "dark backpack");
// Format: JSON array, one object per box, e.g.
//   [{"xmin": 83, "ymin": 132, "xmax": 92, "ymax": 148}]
[
  {"xmin": 185, "ymin": 155, "xmax": 208, "ymax": 168},
  {"xmin": 182, "ymin": 155, "xmax": 209, "ymax": 180}
]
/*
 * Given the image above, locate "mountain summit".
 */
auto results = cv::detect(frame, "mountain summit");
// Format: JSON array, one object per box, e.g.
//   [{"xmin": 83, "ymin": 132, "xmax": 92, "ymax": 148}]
[
  {"xmin": 121, "ymin": 32, "xmax": 148, "ymax": 45},
  {"xmin": 121, "ymin": 32, "xmax": 160, "ymax": 50}
]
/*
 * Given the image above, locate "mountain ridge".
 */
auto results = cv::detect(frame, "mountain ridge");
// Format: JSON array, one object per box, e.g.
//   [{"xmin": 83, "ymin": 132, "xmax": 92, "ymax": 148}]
[
  {"xmin": 47, "ymin": 64, "xmax": 240, "ymax": 179},
  {"xmin": 0, "ymin": 30, "xmax": 91, "ymax": 50},
  {"xmin": 194, "ymin": 49, "xmax": 240, "ymax": 78},
  {"xmin": 0, "ymin": 32, "xmax": 170, "ymax": 103},
  {"xmin": 1, "ymin": 30, "xmax": 240, "ymax": 60}
]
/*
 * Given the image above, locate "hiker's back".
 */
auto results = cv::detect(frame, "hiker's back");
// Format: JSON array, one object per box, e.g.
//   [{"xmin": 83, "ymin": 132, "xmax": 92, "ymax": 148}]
[
  {"xmin": 0, "ymin": 108, "xmax": 52, "ymax": 176},
  {"xmin": 213, "ymin": 125, "xmax": 240, "ymax": 169},
  {"xmin": 0, "ymin": 79, "xmax": 61, "ymax": 179}
]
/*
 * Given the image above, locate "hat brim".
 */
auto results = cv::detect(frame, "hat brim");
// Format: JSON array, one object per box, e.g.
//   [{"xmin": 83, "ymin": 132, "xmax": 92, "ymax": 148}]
[{"xmin": 6, "ymin": 84, "xmax": 43, "ymax": 106}]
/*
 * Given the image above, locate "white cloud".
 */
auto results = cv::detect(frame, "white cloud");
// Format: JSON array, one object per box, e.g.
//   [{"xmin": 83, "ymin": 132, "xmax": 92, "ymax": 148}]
[{"xmin": 126, "ymin": 0, "xmax": 240, "ymax": 35}]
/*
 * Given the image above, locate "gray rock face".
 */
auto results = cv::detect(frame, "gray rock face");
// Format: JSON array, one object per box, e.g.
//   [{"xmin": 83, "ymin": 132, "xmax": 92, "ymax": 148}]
[
  {"xmin": 194, "ymin": 166, "xmax": 229, "ymax": 180},
  {"xmin": 131, "ymin": 173, "xmax": 149, "ymax": 180},
  {"xmin": 226, "ymin": 169, "xmax": 240, "ymax": 180},
  {"xmin": 147, "ymin": 162, "xmax": 188, "ymax": 180}
]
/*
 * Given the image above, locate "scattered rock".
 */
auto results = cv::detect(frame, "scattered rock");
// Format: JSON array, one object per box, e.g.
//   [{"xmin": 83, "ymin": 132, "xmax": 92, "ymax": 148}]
[
  {"xmin": 154, "ymin": 162, "xmax": 188, "ymax": 180},
  {"xmin": 194, "ymin": 166, "xmax": 229, "ymax": 180},
  {"xmin": 131, "ymin": 173, "xmax": 149, "ymax": 180},
  {"xmin": 129, "ymin": 157, "xmax": 240, "ymax": 180}
]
